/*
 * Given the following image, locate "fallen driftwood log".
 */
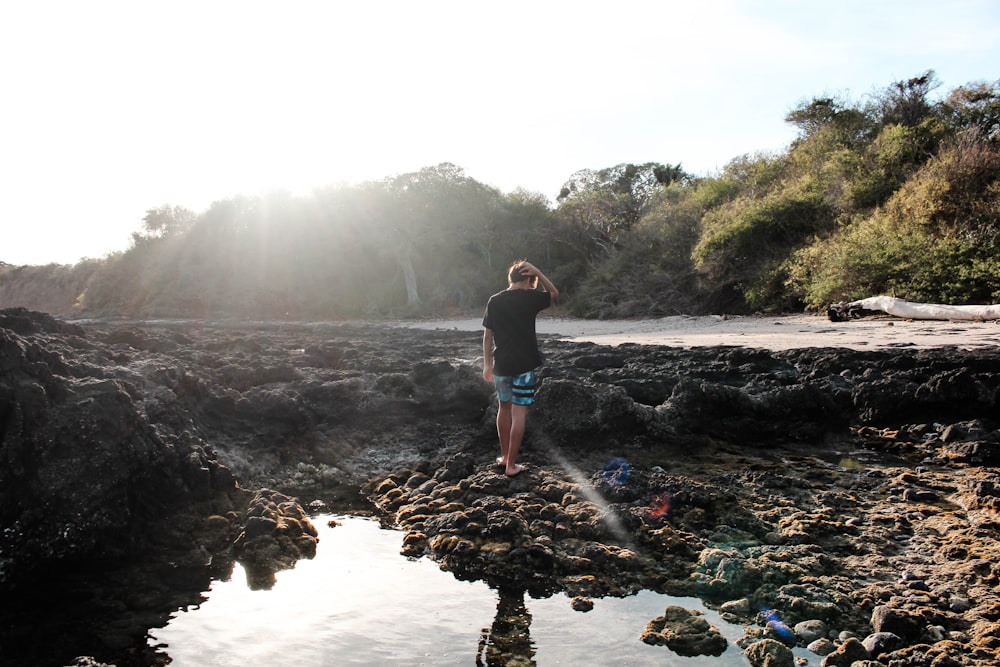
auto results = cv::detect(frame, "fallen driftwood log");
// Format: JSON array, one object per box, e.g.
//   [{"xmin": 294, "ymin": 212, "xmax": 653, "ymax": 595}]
[{"xmin": 828, "ymin": 295, "xmax": 1000, "ymax": 322}]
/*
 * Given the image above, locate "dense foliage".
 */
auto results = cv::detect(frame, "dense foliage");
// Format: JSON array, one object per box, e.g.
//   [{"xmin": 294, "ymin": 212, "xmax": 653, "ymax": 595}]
[
  {"xmin": 0, "ymin": 261, "xmax": 102, "ymax": 315},
  {"xmin": 2, "ymin": 71, "xmax": 998, "ymax": 320}
]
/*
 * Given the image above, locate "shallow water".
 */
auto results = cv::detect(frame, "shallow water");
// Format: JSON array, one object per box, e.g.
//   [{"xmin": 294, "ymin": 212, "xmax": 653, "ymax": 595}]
[{"xmin": 149, "ymin": 515, "xmax": 808, "ymax": 666}]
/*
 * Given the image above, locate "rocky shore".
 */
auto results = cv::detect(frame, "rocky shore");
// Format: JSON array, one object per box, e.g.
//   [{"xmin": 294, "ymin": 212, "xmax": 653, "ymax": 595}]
[{"xmin": 2, "ymin": 307, "xmax": 1000, "ymax": 666}]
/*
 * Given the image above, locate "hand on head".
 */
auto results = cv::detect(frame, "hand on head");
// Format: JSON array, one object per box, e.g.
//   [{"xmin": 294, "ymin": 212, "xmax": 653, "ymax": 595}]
[{"xmin": 507, "ymin": 260, "xmax": 542, "ymax": 287}]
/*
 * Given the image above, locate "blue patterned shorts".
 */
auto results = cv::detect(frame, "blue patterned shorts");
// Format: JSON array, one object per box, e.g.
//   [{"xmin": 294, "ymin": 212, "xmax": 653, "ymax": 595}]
[{"xmin": 493, "ymin": 370, "xmax": 537, "ymax": 406}]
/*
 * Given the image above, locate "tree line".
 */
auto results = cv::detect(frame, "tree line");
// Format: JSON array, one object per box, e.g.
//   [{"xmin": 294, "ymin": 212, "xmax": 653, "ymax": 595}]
[{"xmin": 3, "ymin": 70, "xmax": 998, "ymax": 320}]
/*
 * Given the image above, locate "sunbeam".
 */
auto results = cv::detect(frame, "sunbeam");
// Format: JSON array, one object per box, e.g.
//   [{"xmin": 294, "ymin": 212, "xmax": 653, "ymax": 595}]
[{"xmin": 531, "ymin": 431, "xmax": 632, "ymax": 544}]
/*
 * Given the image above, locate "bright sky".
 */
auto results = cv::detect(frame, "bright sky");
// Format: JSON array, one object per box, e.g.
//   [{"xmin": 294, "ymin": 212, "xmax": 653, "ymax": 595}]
[{"xmin": 2, "ymin": 0, "xmax": 999, "ymax": 266}]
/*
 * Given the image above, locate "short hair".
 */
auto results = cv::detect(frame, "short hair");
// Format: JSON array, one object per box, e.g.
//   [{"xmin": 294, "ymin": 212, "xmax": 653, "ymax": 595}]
[{"xmin": 507, "ymin": 261, "xmax": 537, "ymax": 287}]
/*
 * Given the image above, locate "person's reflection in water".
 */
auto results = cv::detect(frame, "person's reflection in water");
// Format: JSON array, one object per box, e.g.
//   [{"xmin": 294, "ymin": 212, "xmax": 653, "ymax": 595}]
[{"xmin": 476, "ymin": 586, "xmax": 536, "ymax": 666}]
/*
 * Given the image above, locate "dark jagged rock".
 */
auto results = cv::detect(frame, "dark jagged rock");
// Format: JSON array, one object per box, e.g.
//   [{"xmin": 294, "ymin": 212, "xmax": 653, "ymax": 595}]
[
  {"xmin": 0, "ymin": 306, "xmax": 86, "ymax": 337},
  {"xmin": 0, "ymin": 319, "xmax": 244, "ymax": 589},
  {"xmin": 4, "ymin": 308, "xmax": 1000, "ymax": 666}
]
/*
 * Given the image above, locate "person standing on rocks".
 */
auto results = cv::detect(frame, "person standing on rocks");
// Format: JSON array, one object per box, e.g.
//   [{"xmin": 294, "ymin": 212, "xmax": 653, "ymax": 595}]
[{"xmin": 482, "ymin": 260, "xmax": 558, "ymax": 477}]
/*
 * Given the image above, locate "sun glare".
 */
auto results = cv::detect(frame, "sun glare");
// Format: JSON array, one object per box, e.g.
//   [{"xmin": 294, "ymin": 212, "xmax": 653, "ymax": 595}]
[{"xmin": 2, "ymin": 1, "xmax": 999, "ymax": 264}]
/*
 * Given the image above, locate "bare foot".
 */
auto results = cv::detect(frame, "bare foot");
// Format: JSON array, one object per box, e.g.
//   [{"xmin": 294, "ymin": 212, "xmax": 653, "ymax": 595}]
[
  {"xmin": 496, "ymin": 457, "xmax": 506, "ymax": 468},
  {"xmin": 505, "ymin": 463, "xmax": 527, "ymax": 477}
]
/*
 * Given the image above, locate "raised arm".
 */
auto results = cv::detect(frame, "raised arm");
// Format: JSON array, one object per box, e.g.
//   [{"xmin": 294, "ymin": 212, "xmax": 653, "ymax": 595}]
[{"xmin": 520, "ymin": 262, "xmax": 559, "ymax": 301}]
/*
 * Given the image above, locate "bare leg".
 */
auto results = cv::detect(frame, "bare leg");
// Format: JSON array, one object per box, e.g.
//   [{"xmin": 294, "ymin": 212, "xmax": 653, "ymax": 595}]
[
  {"xmin": 505, "ymin": 403, "xmax": 528, "ymax": 476},
  {"xmin": 496, "ymin": 400, "xmax": 512, "ymax": 466}
]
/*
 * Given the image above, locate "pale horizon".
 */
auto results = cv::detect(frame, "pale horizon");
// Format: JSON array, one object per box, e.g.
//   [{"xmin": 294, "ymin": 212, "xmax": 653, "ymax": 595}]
[{"xmin": 2, "ymin": 0, "xmax": 999, "ymax": 266}]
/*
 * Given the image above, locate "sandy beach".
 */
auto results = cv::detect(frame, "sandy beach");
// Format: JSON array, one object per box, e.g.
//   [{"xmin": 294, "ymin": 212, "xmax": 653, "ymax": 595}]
[{"xmin": 398, "ymin": 312, "xmax": 1000, "ymax": 351}]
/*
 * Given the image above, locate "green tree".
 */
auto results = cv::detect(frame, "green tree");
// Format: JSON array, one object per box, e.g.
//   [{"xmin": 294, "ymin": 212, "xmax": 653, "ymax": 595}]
[
  {"xmin": 570, "ymin": 183, "xmax": 705, "ymax": 317},
  {"xmin": 469, "ymin": 188, "xmax": 565, "ymax": 302},
  {"xmin": 694, "ymin": 178, "xmax": 830, "ymax": 311},
  {"xmin": 940, "ymin": 80, "xmax": 1000, "ymax": 140},
  {"xmin": 788, "ymin": 128, "xmax": 1000, "ymax": 308},
  {"xmin": 378, "ymin": 163, "xmax": 501, "ymax": 311},
  {"xmin": 136, "ymin": 204, "xmax": 197, "ymax": 241},
  {"xmin": 785, "ymin": 96, "xmax": 870, "ymax": 145},
  {"xmin": 872, "ymin": 70, "xmax": 939, "ymax": 128},
  {"xmin": 556, "ymin": 162, "xmax": 689, "ymax": 253}
]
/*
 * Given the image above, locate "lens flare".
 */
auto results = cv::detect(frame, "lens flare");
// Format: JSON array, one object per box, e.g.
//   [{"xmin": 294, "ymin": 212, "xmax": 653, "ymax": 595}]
[
  {"xmin": 759, "ymin": 607, "xmax": 796, "ymax": 644},
  {"xmin": 533, "ymin": 433, "xmax": 631, "ymax": 543},
  {"xmin": 644, "ymin": 493, "xmax": 672, "ymax": 521},
  {"xmin": 599, "ymin": 457, "xmax": 630, "ymax": 486}
]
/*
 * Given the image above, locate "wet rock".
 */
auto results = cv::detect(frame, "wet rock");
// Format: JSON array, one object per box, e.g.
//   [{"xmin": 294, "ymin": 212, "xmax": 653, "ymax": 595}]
[
  {"xmin": 933, "ymin": 420, "xmax": 1000, "ymax": 466},
  {"xmin": 743, "ymin": 638, "xmax": 794, "ymax": 667},
  {"xmin": 940, "ymin": 419, "xmax": 996, "ymax": 443},
  {"xmin": 719, "ymin": 597, "xmax": 752, "ymax": 619},
  {"xmin": 950, "ymin": 596, "xmax": 972, "ymax": 612},
  {"xmin": 820, "ymin": 637, "xmax": 869, "ymax": 666},
  {"xmin": 0, "ymin": 306, "xmax": 85, "ymax": 337},
  {"xmin": 771, "ymin": 582, "xmax": 842, "ymax": 624},
  {"xmin": 232, "ymin": 489, "xmax": 318, "ymax": 589},
  {"xmin": 902, "ymin": 487, "xmax": 939, "ymax": 502},
  {"xmin": 0, "ymin": 314, "xmax": 244, "ymax": 590},
  {"xmin": 370, "ymin": 462, "xmax": 708, "ymax": 596},
  {"xmin": 862, "ymin": 630, "xmax": 903, "ymax": 657},
  {"xmin": 794, "ymin": 619, "xmax": 828, "ymax": 644},
  {"xmin": 7, "ymin": 310, "xmax": 1000, "ymax": 664},
  {"xmin": 942, "ymin": 439, "xmax": 1000, "ymax": 465},
  {"xmin": 409, "ymin": 358, "xmax": 492, "ymax": 419},
  {"xmin": 533, "ymin": 379, "xmax": 649, "ymax": 440},
  {"xmin": 572, "ymin": 352, "xmax": 626, "ymax": 370},
  {"xmin": 807, "ymin": 637, "xmax": 835, "ymax": 656},
  {"xmin": 870, "ymin": 604, "xmax": 922, "ymax": 641},
  {"xmin": 434, "ymin": 452, "xmax": 477, "ymax": 482},
  {"xmin": 307, "ymin": 499, "xmax": 329, "ymax": 512},
  {"xmin": 639, "ymin": 605, "xmax": 727, "ymax": 657},
  {"xmin": 64, "ymin": 658, "xmax": 116, "ymax": 667}
]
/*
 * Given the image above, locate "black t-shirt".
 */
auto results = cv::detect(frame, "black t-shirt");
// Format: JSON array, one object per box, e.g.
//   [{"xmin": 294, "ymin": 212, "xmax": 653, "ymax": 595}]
[{"xmin": 482, "ymin": 288, "xmax": 552, "ymax": 376}]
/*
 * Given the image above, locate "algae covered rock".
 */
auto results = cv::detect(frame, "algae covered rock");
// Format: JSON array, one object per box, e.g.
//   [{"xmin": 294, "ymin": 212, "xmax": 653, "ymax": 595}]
[
  {"xmin": 743, "ymin": 637, "xmax": 794, "ymax": 667},
  {"xmin": 639, "ymin": 605, "xmax": 727, "ymax": 657}
]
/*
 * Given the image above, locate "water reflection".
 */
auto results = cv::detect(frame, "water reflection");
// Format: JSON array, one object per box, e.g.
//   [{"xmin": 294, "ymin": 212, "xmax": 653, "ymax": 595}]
[
  {"xmin": 151, "ymin": 515, "xmax": 797, "ymax": 666},
  {"xmin": 240, "ymin": 560, "xmax": 278, "ymax": 590},
  {"xmin": 0, "ymin": 555, "xmax": 225, "ymax": 667},
  {"xmin": 151, "ymin": 515, "xmax": 499, "ymax": 665},
  {"xmin": 2, "ymin": 511, "xmax": 813, "ymax": 666},
  {"xmin": 477, "ymin": 587, "xmax": 535, "ymax": 666}
]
